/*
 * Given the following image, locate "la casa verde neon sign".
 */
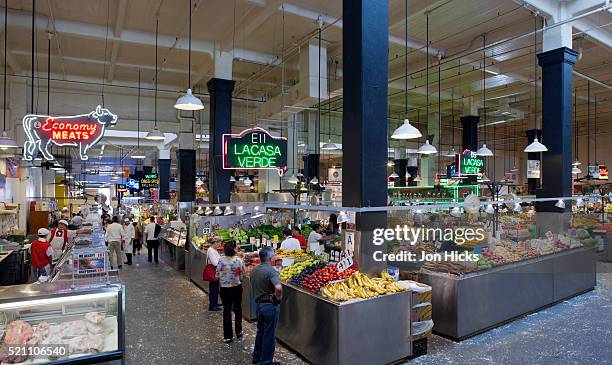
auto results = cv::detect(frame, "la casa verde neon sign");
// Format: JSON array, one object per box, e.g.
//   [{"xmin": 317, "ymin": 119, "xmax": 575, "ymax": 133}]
[
  {"xmin": 22, "ymin": 105, "xmax": 118, "ymax": 161},
  {"xmin": 457, "ymin": 149, "xmax": 485, "ymax": 175},
  {"xmin": 223, "ymin": 127, "xmax": 287, "ymax": 176}
]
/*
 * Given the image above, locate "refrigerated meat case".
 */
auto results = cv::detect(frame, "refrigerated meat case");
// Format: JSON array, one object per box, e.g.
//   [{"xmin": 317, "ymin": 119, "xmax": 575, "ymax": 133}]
[{"xmin": 0, "ymin": 279, "xmax": 125, "ymax": 364}]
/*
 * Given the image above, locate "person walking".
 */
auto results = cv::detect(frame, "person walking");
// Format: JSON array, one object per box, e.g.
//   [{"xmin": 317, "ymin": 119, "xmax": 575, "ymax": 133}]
[
  {"xmin": 251, "ymin": 247, "xmax": 282, "ymax": 365},
  {"xmin": 29, "ymin": 228, "xmax": 53, "ymax": 282},
  {"xmin": 215, "ymin": 241, "xmax": 244, "ymax": 343},
  {"xmin": 104, "ymin": 216, "xmax": 125, "ymax": 269},
  {"xmin": 206, "ymin": 238, "xmax": 223, "ymax": 311},
  {"xmin": 132, "ymin": 221, "xmax": 142, "ymax": 255},
  {"xmin": 123, "ymin": 218, "xmax": 135, "ymax": 265},
  {"xmin": 143, "ymin": 216, "xmax": 160, "ymax": 263}
]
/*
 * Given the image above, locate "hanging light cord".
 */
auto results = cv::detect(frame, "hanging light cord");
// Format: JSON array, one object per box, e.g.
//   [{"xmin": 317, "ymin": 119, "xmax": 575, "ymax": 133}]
[
  {"xmin": 437, "ymin": 59, "xmax": 441, "ymax": 173},
  {"xmin": 482, "ymin": 33, "xmax": 486, "ymax": 146},
  {"xmin": 154, "ymin": 18, "xmax": 158, "ymax": 128},
  {"xmin": 317, "ymin": 25, "xmax": 321, "ymax": 154},
  {"xmin": 137, "ymin": 69, "xmax": 141, "ymax": 150},
  {"xmin": 188, "ymin": 0, "xmax": 192, "ymax": 89},
  {"xmin": 574, "ymin": 88, "xmax": 577, "ymax": 161},
  {"xmin": 451, "ymin": 88, "xmax": 454, "ymax": 150},
  {"xmin": 404, "ymin": 0, "xmax": 408, "ymax": 118},
  {"xmin": 3, "ymin": 0, "xmax": 7, "ymax": 132},
  {"xmin": 594, "ymin": 94, "xmax": 597, "ymax": 164},
  {"xmin": 425, "ymin": 14, "xmax": 429, "ymax": 139},
  {"xmin": 587, "ymin": 80, "xmax": 590, "ymax": 167},
  {"xmin": 31, "ymin": 0, "xmax": 35, "ymax": 114},
  {"xmin": 533, "ymin": 13, "xmax": 538, "ymax": 133}
]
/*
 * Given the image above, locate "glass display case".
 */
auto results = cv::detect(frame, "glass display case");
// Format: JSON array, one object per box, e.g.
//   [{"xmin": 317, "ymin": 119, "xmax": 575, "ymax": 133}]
[{"xmin": 0, "ymin": 280, "xmax": 125, "ymax": 364}]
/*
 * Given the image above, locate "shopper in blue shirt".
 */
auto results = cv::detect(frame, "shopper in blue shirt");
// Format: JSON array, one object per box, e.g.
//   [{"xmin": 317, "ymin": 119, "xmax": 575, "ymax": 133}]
[{"xmin": 251, "ymin": 246, "xmax": 282, "ymax": 365}]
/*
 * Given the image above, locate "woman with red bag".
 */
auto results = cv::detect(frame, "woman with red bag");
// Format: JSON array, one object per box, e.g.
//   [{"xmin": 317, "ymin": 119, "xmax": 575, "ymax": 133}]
[{"xmin": 204, "ymin": 237, "xmax": 223, "ymax": 311}]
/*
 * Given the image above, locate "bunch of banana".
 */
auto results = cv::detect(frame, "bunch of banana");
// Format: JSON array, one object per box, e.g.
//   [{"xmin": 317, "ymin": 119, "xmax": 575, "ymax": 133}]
[{"xmin": 321, "ymin": 272, "xmax": 407, "ymax": 302}]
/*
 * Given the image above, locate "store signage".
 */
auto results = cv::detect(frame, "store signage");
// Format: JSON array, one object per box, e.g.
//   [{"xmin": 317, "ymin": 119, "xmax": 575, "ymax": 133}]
[
  {"xmin": 457, "ymin": 150, "xmax": 485, "ymax": 175},
  {"xmin": 527, "ymin": 160, "xmax": 541, "ymax": 179},
  {"xmin": 223, "ymin": 127, "xmax": 287, "ymax": 176},
  {"xmin": 73, "ymin": 251, "xmax": 107, "ymax": 275},
  {"xmin": 336, "ymin": 251, "xmax": 354, "ymax": 273},
  {"xmin": 140, "ymin": 173, "xmax": 159, "ymax": 189},
  {"xmin": 126, "ymin": 178, "xmax": 140, "ymax": 190},
  {"xmin": 116, "ymin": 184, "xmax": 127, "ymax": 192},
  {"xmin": 22, "ymin": 105, "xmax": 118, "ymax": 161},
  {"xmin": 328, "ymin": 168, "xmax": 342, "ymax": 183}
]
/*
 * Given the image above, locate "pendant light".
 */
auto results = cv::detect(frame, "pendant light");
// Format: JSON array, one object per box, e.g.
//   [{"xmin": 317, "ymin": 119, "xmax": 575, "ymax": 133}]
[
  {"xmin": 571, "ymin": 88, "xmax": 581, "ymax": 174},
  {"xmin": 146, "ymin": 18, "xmax": 165, "ymax": 141},
  {"xmin": 476, "ymin": 33, "xmax": 493, "ymax": 157},
  {"xmin": 131, "ymin": 70, "xmax": 146, "ymax": 159},
  {"xmin": 175, "ymin": 0, "xmax": 203, "ymax": 110},
  {"xmin": 445, "ymin": 88, "xmax": 457, "ymax": 157},
  {"xmin": 524, "ymin": 14, "xmax": 547, "ymax": 153},
  {"xmin": 309, "ymin": 176, "xmax": 319, "ymax": 185},
  {"xmin": 223, "ymin": 206, "xmax": 234, "ymax": 216},
  {"xmin": 392, "ymin": 0, "xmax": 422, "ymax": 140},
  {"xmin": 229, "ymin": 175, "xmax": 236, "ymax": 182},
  {"xmin": 0, "ymin": 0, "xmax": 17, "ymax": 149},
  {"xmin": 418, "ymin": 14, "xmax": 437, "ymax": 155},
  {"xmin": 389, "ymin": 172, "xmax": 399, "ymax": 179}
]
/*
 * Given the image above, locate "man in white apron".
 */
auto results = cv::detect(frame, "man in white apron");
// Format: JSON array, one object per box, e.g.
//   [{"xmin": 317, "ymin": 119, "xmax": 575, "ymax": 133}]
[
  {"xmin": 123, "ymin": 218, "xmax": 135, "ymax": 265},
  {"xmin": 49, "ymin": 220, "xmax": 75, "ymax": 263}
]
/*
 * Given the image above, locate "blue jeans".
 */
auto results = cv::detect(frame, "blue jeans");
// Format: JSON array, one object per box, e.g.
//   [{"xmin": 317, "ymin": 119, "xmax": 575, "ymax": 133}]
[
  {"xmin": 252, "ymin": 303, "xmax": 280, "ymax": 365},
  {"xmin": 208, "ymin": 280, "xmax": 220, "ymax": 309}
]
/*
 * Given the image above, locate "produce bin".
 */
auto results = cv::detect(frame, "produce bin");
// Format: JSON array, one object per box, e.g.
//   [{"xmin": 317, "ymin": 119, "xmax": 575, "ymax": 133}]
[
  {"xmin": 276, "ymin": 283, "xmax": 412, "ymax": 365},
  {"xmin": 419, "ymin": 246, "xmax": 596, "ymax": 340}
]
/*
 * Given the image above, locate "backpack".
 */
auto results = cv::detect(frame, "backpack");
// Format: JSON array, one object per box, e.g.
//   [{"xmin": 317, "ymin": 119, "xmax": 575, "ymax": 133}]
[{"xmin": 154, "ymin": 223, "xmax": 162, "ymax": 238}]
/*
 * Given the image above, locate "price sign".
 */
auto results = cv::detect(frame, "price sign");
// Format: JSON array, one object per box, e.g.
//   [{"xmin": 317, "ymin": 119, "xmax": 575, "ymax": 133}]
[
  {"xmin": 202, "ymin": 227, "xmax": 211, "ymax": 235},
  {"xmin": 73, "ymin": 251, "xmax": 106, "ymax": 274},
  {"xmin": 336, "ymin": 255, "xmax": 354, "ymax": 273}
]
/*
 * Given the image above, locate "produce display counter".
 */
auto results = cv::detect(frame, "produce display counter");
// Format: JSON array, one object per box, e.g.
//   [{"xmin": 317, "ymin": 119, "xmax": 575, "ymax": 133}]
[
  {"xmin": 419, "ymin": 246, "xmax": 596, "ymax": 340},
  {"xmin": 187, "ymin": 241, "xmax": 210, "ymax": 293},
  {"xmin": 276, "ymin": 282, "xmax": 412, "ymax": 365},
  {"xmin": 159, "ymin": 227, "xmax": 186, "ymax": 271}
]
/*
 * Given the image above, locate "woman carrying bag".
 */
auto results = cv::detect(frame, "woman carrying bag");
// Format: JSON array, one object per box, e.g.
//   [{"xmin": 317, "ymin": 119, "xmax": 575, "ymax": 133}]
[{"xmin": 203, "ymin": 237, "xmax": 223, "ymax": 311}]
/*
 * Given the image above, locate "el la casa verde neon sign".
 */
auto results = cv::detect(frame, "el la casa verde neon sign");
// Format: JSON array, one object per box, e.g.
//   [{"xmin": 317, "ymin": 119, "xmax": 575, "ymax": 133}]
[
  {"xmin": 22, "ymin": 105, "xmax": 118, "ymax": 161},
  {"xmin": 223, "ymin": 127, "xmax": 288, "ymax": 176}
]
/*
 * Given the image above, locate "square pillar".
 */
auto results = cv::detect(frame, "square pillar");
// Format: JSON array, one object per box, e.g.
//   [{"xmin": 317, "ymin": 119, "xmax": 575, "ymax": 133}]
[
  {"xmin": 536, "ymin": 47, "xmax": 577, "ymax": 212},
  {"xmin": 342, "ymin": 0, "xmax": 388, "ymax": 275},
  {"xmin": 158, "ymin": 159, "xmax": 171, "ymax": 200},
  {"xmin": 207, "ymin": 78, "xmax": 235, "ymax": 204}
]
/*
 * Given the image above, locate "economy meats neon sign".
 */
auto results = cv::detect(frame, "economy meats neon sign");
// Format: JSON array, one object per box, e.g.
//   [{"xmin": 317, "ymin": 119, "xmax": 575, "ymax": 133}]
[
  {"xmin": 22, "ymin": 105, "xmax": 117, "ymax": 161},
  {"xmin": 222, "ymin": 127, "xmax": 287, "ymax": 176}
]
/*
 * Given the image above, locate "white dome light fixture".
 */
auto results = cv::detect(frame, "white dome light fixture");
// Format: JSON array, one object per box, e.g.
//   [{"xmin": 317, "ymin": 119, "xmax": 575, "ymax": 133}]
[
  {"xmin": 476, "ymin": 144, "xmax": 493, "ymax": 156},
  {"xmin": 555, "ymin": 199, "xmax": 566, "ymax": 209},
  {"xmin": 309, "ymin": 176, "xmax": 319, "ymax": 185},
  {"xmin": 0, "ymin": 131, "xmax": 18, "ymax": 149},
  {"xmin": 229, "ymin": 175, "xmax": 236, "ymax": 182},
  {"xmin": 243, "ymin": 176, "xmax": 252, "ymax": 186},
  {"xmin": 572, "ymin": 160, "xmax": 581, "ymax": 166},
  {"xmin": 145, "ymin": 127, "xmax": 165, "ymax": 141},
  {"xmin": 321, "ymin": 140, "xmax": 338, "ymax": 150},
  {"xmin": 417, "ymin": 140, "xmax": 437, "ymax": 155},
  {"xmin": 391, "ymin": 119, "xmax": 422, "ymax": 140},
  {"xmin": 389, "ymin": 172, "xmax": 399, "ymax": 178},
  {"xmin": 445, "ymin": 147, "xmax": 458, "ymax": 157},
  {"xmin": 286, "ymin": 174, "xmax": 299, "ymax": 184},
  {"xmin": 571, "ymin": 166, "xmax": 582, "ymax": 175},
  {"xmin": 175, "ymin": 88, "xmax": 204, "ymax": 111},
  {"xmin": 413, "ymin": 175, "xmax": 422, "ymax": 182},
  {"xmin": 204, "ymin": 206, "xmax": 213, "ymax": 215},
  {"xmin": 213, "ymin": 206, "xmax": 223, "ymax": 215},
  {"xmin": 524, "ymin": 137, "xmax": 548, "ymax": 153},
  {"xmin": 251, "ymin": 206, "xmax": 265, "ymax": 219},
  {"xmin": 223, "ymin": 206, "xmax": 234, "ymax": 216}
]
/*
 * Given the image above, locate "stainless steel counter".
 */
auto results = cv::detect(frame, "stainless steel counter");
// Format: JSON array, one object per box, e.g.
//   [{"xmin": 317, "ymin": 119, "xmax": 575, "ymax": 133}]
[
  {"xmin": 276, "ymin": 283, "xmax": 412, "ymax": 365},
  {"xmin": 241, "ymin": 275, "xmax": 257, "ymax": 321},
  {"xmin": 160, "ymin": 237, "xmax": 186, "ymax": 270},
  {"xmin": 188, "ymin": 241, "xmax": 209, "ymax": 292},
  {"xmin": 419, "ymin": 247, "xmax": 596, "ymax": 340}
]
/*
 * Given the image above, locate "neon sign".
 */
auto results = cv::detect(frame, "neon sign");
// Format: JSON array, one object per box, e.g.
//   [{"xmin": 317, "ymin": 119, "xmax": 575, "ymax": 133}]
[
  {"xmin": 457, "ymin": 149, "xmax": 485, "ymax": 175},
  {"xmin": 126, "ymin": 178, "xmax": 140, "ymax": 190},
  {"xmin": 22, "ymin": 105, "xmax": 117, "ymax": 161},
  {"xmin": 223, "ymin": 127, "xmax": 287, "ymax": 176},
  {"xmin": 140, "ymin": 173, "xmax": 159, "ymax": 189}
]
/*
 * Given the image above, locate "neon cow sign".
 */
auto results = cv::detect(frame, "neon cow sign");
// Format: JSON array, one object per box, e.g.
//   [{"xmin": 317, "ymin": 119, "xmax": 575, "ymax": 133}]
[
  {"xmin": 222, "ymin": 127, "xmax": 287, "ymax": 176},
  {"xmin": 22, "ymin": 105, "xmax": 117, "ymax": 161}
]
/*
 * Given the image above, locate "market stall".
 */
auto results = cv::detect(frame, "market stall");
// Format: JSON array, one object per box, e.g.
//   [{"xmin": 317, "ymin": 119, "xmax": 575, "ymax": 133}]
[{"xmin": 159, "ymin": 224, "xmax": 187, "ymax": 271}]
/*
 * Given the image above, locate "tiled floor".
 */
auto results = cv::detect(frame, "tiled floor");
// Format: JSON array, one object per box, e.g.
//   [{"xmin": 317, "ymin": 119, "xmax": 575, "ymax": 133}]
[{"xmin": 120, "ymin": 252, "xmax": 612, "ymax": 365}]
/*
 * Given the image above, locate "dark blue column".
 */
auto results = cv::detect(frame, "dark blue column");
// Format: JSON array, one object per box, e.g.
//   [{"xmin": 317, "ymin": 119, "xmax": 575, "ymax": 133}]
[
  {"xmin": 177, "ymin": 149, "xmax": 195, "ymax": 202},
  {"xmin": 342, "ymin": 0, "xmax": 388, "ymax": 274},
  {"xmin": 461, "ymin": 116, "xmax": 479, "ymax": 184},
  {"xmin": 207, "ymin": 78, "xmax": 235, "ymax": 204},
  {"xmin": 393, "ymin": 159, "xmax": 407, "ymax": 187},
  {"xmin": 143, "ymin": 166, "xmax": 152, "ymax": 175},
  {"xmin": 537, "ymin": 47, "xmax": 577, "ymax": 211},
  {"xmin": 525, "ymin": 129, "xmax": 542, "ymax": 194},
  {"xmin": 158, "ymin": 159, "xmax": 171, "ymax": 200}
]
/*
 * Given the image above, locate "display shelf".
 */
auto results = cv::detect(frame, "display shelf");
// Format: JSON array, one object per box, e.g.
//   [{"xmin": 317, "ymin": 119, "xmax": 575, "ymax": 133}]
[
  {"xmin": 0, "ymin": 280, "xmax": 125, "ymax": 364},
  {"xmin": 276, "ymin": 282, "xmax": 412, "ymax": 365},
  {"xmin": 418, "ymin": 246, "xmax": 596, "ymax": 340}
]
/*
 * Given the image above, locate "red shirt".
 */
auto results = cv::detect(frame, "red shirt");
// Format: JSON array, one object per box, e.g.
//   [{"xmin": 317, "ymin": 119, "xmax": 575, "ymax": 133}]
[
  {"xmin": 31, "ymin": 239, "xmax": 52, "ymax": 269},
  {"xmin": 293, "ymin": 235, "xmax": 307, "ymax": 250}
]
